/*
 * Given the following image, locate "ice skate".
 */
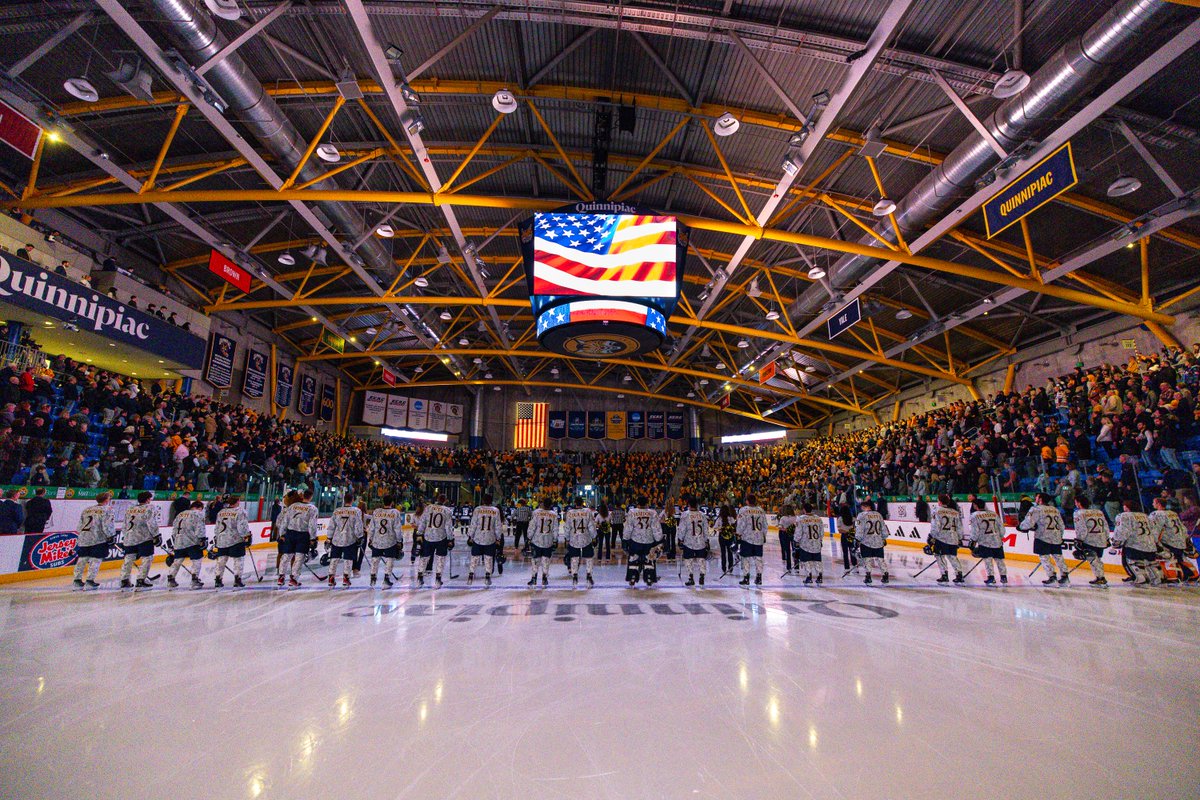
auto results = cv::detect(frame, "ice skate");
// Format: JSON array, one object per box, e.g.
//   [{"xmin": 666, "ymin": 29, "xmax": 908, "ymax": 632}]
[
  {"xmin": 167, "ymin": 575, "xmax": 178, "ymax": 588},
  {"xmin": 384, "ymin": 575, "xmax": 393, "ymax": 588},
  {"xmin": 864, "ymin": 574, "xmax": 872, "ymax": 584},
  {"xmin": 953, "ymin": 572, "xmax": 965, "ymax": 584},
  {"xmin": 1057, "ymin": 575, "xmax": 1069, "ymax": 586},
  {"xmin": 233, "ymin": 577, "xmax": 244, "ymax": 588},
  {"xmin": 135, "ymin": 579, "xmax": 153, "ymax": 589},
  {"xmin": 754, "ymin": 575, "xmax": 762, "ymax": 587},
  {"xmin": 72, "ymin": 579, "xmax": 84, "ymax": 590},
  {"xmin": 327, "ymin": 574, "xmax": 335, "ymax": 587},
  {"xmin": 541, "ymin": 574, "xmax": 548, "ymax": 587},
  {"xmin": 435, "ymin": 575, "xmax": 443, "ymax": 589},
  {"xmin": 527, "ymin": 574, "xmax": 537, "ymax": 587},
  {"xmin": 937, "ymin": 573, "xmax": 949, "ymax": 583},
  {"xmin": 686, "ymin": 575, "xmax": 695, "ymax": 586},
  {"xmin": 984, "ymin": 576, "xmax": 996, "ymax": 586},
  {"xmin": 1000, "ymin": 575, "xmax": 1008, "ymax": 585},
  {"xmin": 1089, "ymin": 577, "xmax": 1107, "ymax": 586},
  {"xmin": 85, "ymin": 580, "xmax": 100, "ymax": 590},
  {"xmin": 215, "ymin": 576, "xmax": 224, "ymax": 588},
  {"xmin": 418, "ymin": 573, "xmax": 426, "ymax": 587},
  {"xmin": 120, "ymin": 579, "xmax": 132, "ymax": 589},
  {"xmin": 288, "ymin": 577, "xmax": 301, "ymax": 588},
  {"xmin": 803, "ymin": 575, "xmax": 812, "ymax": 585},
  {"xmin": 816, "ymin": 574, "xmax": 823, "ymax": 585},
  {"xmin": 342, "ymin": 575, "xmax": 351, "ymax": 588},
  {"xmin": 485, "ymin": 573, "xmax": 492, "ymax": 587},
  {"xmin": 467, "ymin": 572, "xmax": 474, "ymax": 586},
  {"xmin": 276, "ymin": 575, "xmax": 285, "ymax": 587},
  {"xmin": 739, "ymin": 575, "xmax": 750, "ymax": 586},
  {"xmin": 572, "ymin": 574, "xmax": 578, "ymax": 587},
  {"xmin": 1042, "ymin": 575, "xmax": 1058, "ymax": 585},
  {"xmin": 586, "ymin": 573, "xmax": 594, "ymax": 587},
  {"xmin": 881, "ymin": 573, "xmax": 889, "ymax": 584},
  {"xmin": 192, "ymin": 575, "xmax": 203, "ymax": 589},
  {"xmin": 370, "ymin": 574, "xmax": 377, "ymax": 586},
  {"xmin": 698, "ymin": 574, "xmax": 705, "ymax": 587}
]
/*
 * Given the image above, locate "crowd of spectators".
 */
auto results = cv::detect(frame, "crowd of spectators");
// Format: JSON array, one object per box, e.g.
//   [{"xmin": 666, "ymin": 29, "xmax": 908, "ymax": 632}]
[{"xmin": 592, "ymin": 451, "xmax": 682, "ymax": 507}]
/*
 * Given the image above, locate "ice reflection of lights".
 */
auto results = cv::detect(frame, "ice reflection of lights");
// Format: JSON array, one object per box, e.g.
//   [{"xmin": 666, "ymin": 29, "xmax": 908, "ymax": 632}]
[
  {"xmin": 855, "ymin": 678, "xmax": 863, "ymax": 699},
  {"xmin": 337, "ymin": 695, "xmax": 352, "ymax": 725},
  {"xmin": 808, "ymin": 726, "xmax": 818, "ymax": 749},
  {"xmin": 248, "ymin": 773, "xmax": 265, "ymax": 798},
  {"xmin": 298, "ymin": 729, "xmax": 318, "ymax": 766},
  {"xmin": 766, "ymin": 696, "xmax": 780, "ymax": 727},
  {"xmin": 738, "ymin": 664, "xmax": 749, "ymax": 693},
  {"xmin": 895, "ymin": 704, "xmax": 904, "ymax": 725},
  {"xmin": 37, "ymin": 677, "xmax": 44, "ymax": 695},
  {"xmin": 419, "ymin": 702, "xmax": 429, "ymax": 724},
  {"xmin": 434, "ymin": 680, "xmax": 444, "ymax": 704}
]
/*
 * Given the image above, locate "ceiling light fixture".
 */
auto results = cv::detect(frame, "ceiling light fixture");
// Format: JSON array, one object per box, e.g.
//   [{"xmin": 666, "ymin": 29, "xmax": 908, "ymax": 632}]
[
  {"xmin": 63, "ymin": 77, "xmax": 99, "ymax": 103},
  {"xmin": 376, "ymin": 224, "xmax": 395, "ymax": 238},
  {"xmin": 204, "ymin": 0, "xmax": 241, "ymax": 20},
  {"xmin": 1107, "ymin": 175, "xmax": 1142, "ymax": 197},
  {"xmin": 484, "ymin": 372, "xmax": 493, "ymax": 379},
  {"xmin": 439, "ymin": 310, "xmax": 452, "ymax": 321},
  {"xmin": 872, "ymin": 198, "xmax": 897, "ymax": 217},
  {"xmin": 736, "ymin": 339, "xmax": 750, "ymax": 348},
  {"xmin": 277, "ymin": 252, "xmax": 295, "ymax": 266},
  {"xmin": 492, "ymin": 89, "xmax": 518, "ymax": 114},
  {"xmin": 413, "ymin": 276, "xmax": 429, "ymax": 288},
  {"xmin": 804, "ymin": 365, "xmax": 817, "ymax": 373},
  {"xmin": 315, "ymin": 143, "xmax": 341, "ymax": 163},
  {"xmin": 716, "ymin": 362, "xmax": 726, "ymax": 370},
  {"xmin": 807, "ymin": 266, "xmax": 826, "ymax": 280},
  {"xmin": 414, "ymin": 366, "xmax": 423, "ymax": 373},
  {"xmin": 458, "ymin": 337, "xmax": 469, "ymax": 346},
  {"xmin": 687, "ymin": 391, "xmax": 695, "ymax": 398},
  {"xmin": 895, "ymin": 308, "xmax": 913, "ymax": 320},
  {"xmin": 765, "ymin": 305, "xmax": 780, "ymax": 321},
  {"xmin": 993, "ymin": 69, "xmax": 1031, "ymax": 99},
  {"xmin": 713, "ymin": 112, "xmax": 740, "ymax": 137}
]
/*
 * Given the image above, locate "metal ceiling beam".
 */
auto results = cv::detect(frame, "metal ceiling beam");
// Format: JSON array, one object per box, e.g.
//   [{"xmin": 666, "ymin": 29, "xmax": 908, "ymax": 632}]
[
  {"xmin": 7, "ymin": 11, "xmax": 93, "ymax": 77},
  {"xmin": 1114, "ymin": 119, "xmax": 1185, "ymax": 199},
  {"xmin": 196, "ymin": 0, "xmax": 292, "ymax": 76},
  {"xmin": 406, "ymin": 5, "xmax": 502, "ymax": 81}
]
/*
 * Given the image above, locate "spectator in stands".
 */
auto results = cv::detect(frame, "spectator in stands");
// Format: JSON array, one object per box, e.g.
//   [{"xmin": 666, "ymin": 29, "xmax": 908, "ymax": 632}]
[
  {"xmin": 128, "ymin": 295, "xmax": 139, "ymax": 309},
  {"xmin": 16, "ymin": 242, "xmax": 33, "ymax": 260},
  {"xmin": 0, "ymin": 489, "xmax": 23, "ymax": 534},
  {"xmin": 170, "ymin": 491, "xmax": 192, "ymax": 523},
  {"xmin": 23, "ymin": 487, "xmax": 51, "ymax": 533},
  {"xmin": 55, "ymin": 260, "xmax": 68, "ymax": 276}
]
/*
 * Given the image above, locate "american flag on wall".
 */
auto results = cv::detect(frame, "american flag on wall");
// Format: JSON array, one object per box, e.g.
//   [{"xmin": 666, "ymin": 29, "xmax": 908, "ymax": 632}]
[
  {"xmin": 514, "ymin": 402, "xmax": 548, "ymax": 449},
  {"xmin": 532, "ymin": 213, "xmax": 677, "ymax": 297}
]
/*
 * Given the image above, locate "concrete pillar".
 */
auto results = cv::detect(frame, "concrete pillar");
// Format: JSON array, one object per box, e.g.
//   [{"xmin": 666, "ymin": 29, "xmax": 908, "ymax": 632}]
[
  {"xmin": 469, "ymin": 393, "xmax": 486, "ymax": 450},
  {"xmin": 688, "ymin": 407, "xmax": 701, "ymax": 452}
]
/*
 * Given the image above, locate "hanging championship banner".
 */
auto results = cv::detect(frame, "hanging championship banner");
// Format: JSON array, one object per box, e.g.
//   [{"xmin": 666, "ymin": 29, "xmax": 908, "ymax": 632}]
[
  {"xmin": 548, "ymin": 410, "xmax": 567, "ymax": 439},
  {"xmin": 363, "ymin": 390, "xmax": 387, "ymax": 426},
  {"xmin": 447, "ymin": 403, "xmax": 464, "ymax": 434},
  {"xmin": 627, "ymin": 410, "xmax": 645, "ymax": 439},
  {"xmin": 567, "ymin": 411, "xmax": 586, "ymax": 439},
  {"xmin": 297, "ymin": 373, "xmax": 317, "ymax": 416},
  {"xmin": 319, "ymin": 383, "xmax": 336, "ymax": 422},
  {"xmin": 666, "ymin": 411, "xmax": 685, "ymax": 440},
  {"xmin": 408, "ymin": 397, "xmax": 429, "ymax": 429},
  {"xmin": 606, "ymin": 410, "xmax": 627, "ymax": 440},
  {"xmin": 647, "ymin": 411, "xmax": 665, "ymax": 440},
  {"xmin": 385, "ymin": 395, "xmax": 409, "ymax": 428},
  {"xmin": 203, "ymin": 332, "xmax": 236, "ymax": 389},
  {"xmin": 428, "ymin": 401, "xmax": 446, "ymax": 432},
  {"xmin": 587, "ymin": 411, "xmax": 606, "ymax": 439},
  {"xmin": 274, "ymin": 362, "xmax": 293, "ymax": 408},
  {"xmin": 242, "ymin": 348, "xmax": 268, "ymax": 398}
]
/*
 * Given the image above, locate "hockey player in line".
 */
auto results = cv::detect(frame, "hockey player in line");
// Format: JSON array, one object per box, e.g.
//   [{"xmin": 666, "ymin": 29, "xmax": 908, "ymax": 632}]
[
  {"xmin": 119, "ymin": 491, "xmax": 160, "ymax": 590},
  {"xmin": 368, "ymin": 499, "xmax": 404, "ymax": 588},
  {"xmin": 1071, "ymin": 497, "xmax": 1110, "ymax": 587},
  {"xmin": 564, "ymin": 496, "xmax": 596, "ymax": 588},
  {"xmin": 1019, "ymin": 493, "xmax": 1069, "ymax": 586},
  {"xmin": 213, "ymin": 496, "xmax": 251, "ymax": 588},
  {"xmin": 1149, "ymin": 497, "xmax": 1199, "ymax": 584},
  {"xmin": 1112, "ymin": 499, "xmax": 1160, "ymax": 586},
  {"xmin": 854, "ymin": 500, "xmax": 889, "ymax": 585},
  {"xmin": 528, "ymin": 498, "xmax": 559, "ymax": 588},
  {"xmin": 467, "ymin": 493, "xmax": 503, "ymax": 587},
  {"xmin": 167, "ymin": 500, "xmax": 207, "ymax": 589},
  {"xmin": 794, "ymin": 503, "xmax": 825, "ymax": 585},
  {"xmin": 931, "ymin": 495, "xmax": 966, "ymax": 585},
  {"xmin": 736, "ymin": 495, "xmax": 767, "ymax": 587},
  {"xmin": 626, "ymin": 497, "xmax": 663, "ymax": 587},
  {"xmin": 326, "ymin": 495, "xmax": 364, "ymax": 588},
  {"xmin": 277, "ymin": 489, "xmax": 319, "ymax": 588},
  {"xmin": 417, "ymin": 494, "xmax": 455, "ymax": 588},
  {"xmin": 967, "ymin": 498, "xmax": 1007, "ymax": 586},
  {"xmin": 678, "ymin": 496, "xmax": 709, "ymax": 587},
  {"xmin": 72, "ymin": 491, "xmax": 115, "ymax": 590}
]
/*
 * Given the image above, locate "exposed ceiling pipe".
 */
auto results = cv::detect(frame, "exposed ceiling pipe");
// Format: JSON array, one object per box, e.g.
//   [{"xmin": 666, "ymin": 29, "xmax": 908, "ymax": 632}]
[
  {"xmin": 138, "ymin": 0, "xmax": 396, "ymax": 282},
  {"xmin": 785, "ymin": 0, "xmax": 1182, "ymax": 326}
]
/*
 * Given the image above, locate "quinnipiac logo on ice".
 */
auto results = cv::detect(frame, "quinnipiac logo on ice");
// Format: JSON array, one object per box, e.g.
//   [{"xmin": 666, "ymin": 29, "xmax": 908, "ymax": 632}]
[
  {"xmin": 0, "ymin": 256, "xmax": 151, "ymax": 339},
  {"xmin": 28, "ymin": 532, "xmax": 78, "ymax": 570}
]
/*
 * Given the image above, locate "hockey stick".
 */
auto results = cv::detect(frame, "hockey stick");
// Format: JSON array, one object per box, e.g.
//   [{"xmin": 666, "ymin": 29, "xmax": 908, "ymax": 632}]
[
  {"xmin": 908, "ymin": 558, "xmax": 940, "ymax": 580},
  {"xmin": 1027, "ymin": 562, "xmax": 1041, "ymax": 578},
  {"xmin": 718, "ymin": 547, "xmax": 742, "ymax": 581},
  {"xmin": 960, "ymin": 556, "xmax": 985, "ymax": 580}
]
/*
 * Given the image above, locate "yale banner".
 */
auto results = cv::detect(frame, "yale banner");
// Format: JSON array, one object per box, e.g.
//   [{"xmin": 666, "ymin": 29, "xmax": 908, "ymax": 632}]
[
  {"xmin": 983, "ymin": 142, "xmax": 1077, "ymax": 239},
  {"xmin": 606, "ymin": 411, "xmax": 626, "ymax": 440}
]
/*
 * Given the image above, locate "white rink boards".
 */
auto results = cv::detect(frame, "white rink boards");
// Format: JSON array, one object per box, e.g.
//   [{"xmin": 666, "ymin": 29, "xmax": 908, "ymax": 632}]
[{"xmin": 0, "ymin": 542, "xmax": 1197, "ymax": 800}]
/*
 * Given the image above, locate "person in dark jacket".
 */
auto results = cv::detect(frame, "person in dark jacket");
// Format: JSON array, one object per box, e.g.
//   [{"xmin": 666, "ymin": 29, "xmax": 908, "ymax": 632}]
[
  {"xmin": 170, "ymin": 491, "xmax": 192, "ymax": 523},
  {"xmin": 0, "ymin": 489, "xmax": 24, "ymax": 534},
  {"xmin": 23, "ymin": 488, "xmax": 51, "ymax": 533}
]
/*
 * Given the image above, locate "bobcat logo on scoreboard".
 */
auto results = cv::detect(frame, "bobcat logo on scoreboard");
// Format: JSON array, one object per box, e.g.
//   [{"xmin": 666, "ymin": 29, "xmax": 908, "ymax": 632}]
[{"xmin": 563, "ymin": 333, "xmax": 639, "ymax": 357}]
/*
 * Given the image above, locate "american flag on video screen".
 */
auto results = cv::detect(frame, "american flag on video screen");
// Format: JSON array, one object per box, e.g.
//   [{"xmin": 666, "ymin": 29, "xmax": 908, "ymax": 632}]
[
  {"xmin": 533, "ymin": 213, "xmax": 676, "ymax": 297},
  {"xmin": 514, "ymin": 402, "xmax": 548, "ymax": 449}
]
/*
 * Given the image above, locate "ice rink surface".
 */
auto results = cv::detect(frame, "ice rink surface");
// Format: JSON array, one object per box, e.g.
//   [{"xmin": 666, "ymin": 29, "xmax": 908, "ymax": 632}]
[{"xmin": 2, "ymin": 544, "xmax": 1198, "ymax": 800}]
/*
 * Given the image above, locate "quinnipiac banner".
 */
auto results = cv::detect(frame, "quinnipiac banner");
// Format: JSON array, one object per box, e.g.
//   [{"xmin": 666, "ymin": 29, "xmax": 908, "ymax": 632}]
[
  {"xmin": 548, "ymin": 410, "xmax": 567, "ymax": 439},
  {"xmin": 567, "ymin": 411, "xmax": 586, "ymax": 439},
  {"xmin": 666, "ymin": 411, "xmax": 685, "ymax": 440},
  {"xmin": 627, "ymin": 410, "xmax": 645, "ymax": 439},
  {"xmin": 647, "ymin": 411, "xmax": 665, "ymax": 440},
  {"xmin": 242, "ymin": 348, "xmax": 268, "ymax": 399},
  {"xmin": 203, "ymin": 332, "xmax": 236, "ymax": 389},
  {"xmin": 587, "ymin": 411, "xmax": 606, "ymax": 439},
  {"xmin": 274, "ymin": 362, "xmax": 293, "ymax": 408},
  {"xmin": 297, "ymin": 373, "xmax": 317, "ymax": 416},
  {"xmin": 319, "ymin": 383, "xmax": 336, "ymax": 422}
]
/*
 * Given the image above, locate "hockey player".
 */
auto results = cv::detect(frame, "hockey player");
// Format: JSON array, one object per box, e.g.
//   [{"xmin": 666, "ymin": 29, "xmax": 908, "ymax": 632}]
[
  {"xmin": 1113, "ymin": 499, "xmax": 1160, "ymax": 586},
  {"xmin": 794, "ymin": 503, "xmax": 826, "ymax": 585},
  {"xmin": 854, "ymin": 500, "xmax": 889, "ymax": 585},
  {"xmin": 736, "ymin": 495, "xmax": 768, "ymax": 587},
  {"xmin": 167, "ymin": 500, "xmax": 207, "ymax": 589},
  {"xmin": 278, "ymin": 489, "xmax": 319, "ymax": 587},
  {"xmin": 778, "ymin": 504, "xmax": 798, "ymax": 574},
  {"xmin": 212, "ymin": 497, "xmax": 251, "ymax": 588},
  {"xmin": 367, "ymin": 498, "xmax": 404, "ymax": 588},
  {"xmin": 511, "ymin": 499, "xmax": 531, "ymax": 553},
  {"xmin": 659, "ymin": 498, "xmax": 679, "ymax": 561},
  {"xmin": 678, "ymin": 496, "xmax": 710, "ymax": 587},
  {"xmin": 467, "ymin": 493, "xmax": 503, "ymax": 587},
  {"xmin": 417, "ymin": 494, "xmax": 454, "ymax": 588},
  {"xmin": 1149, "ymin": 497, "xmax": 1198, "ymax": 584},
  {"xmin": 72, "ymin": 491, "xmax": 115, "ymax": 590},
  {"xmin": 625, "ymin": 497, "xmax": 663, "ymax": 587},
  {"xmin": 931, "ymin": 494, "xmax": 966, "ymax": 584},
  {"xmin": 967, "ymin": 498, "xmax": 1007, "ymax": 586},
  {"xmin": 1072, "ymin": 497, "xmax": 1110, "ymax": 587},
  {"xmin": 1018, "ymin": 492, "xmax": 1068, "ymax": 585},
  {"xmin": 563, "ymin": 496, "xmax": 597, "ymax": 587},
  {"xmin": 528, "ymin": 498, "xmax": 559, "ymax": 587},
  {"xmin": 326, "ymin": 496, "xmax": 364, "ymax": 588},
  {"xmin": 119, "ymin": 491, "xmax": 160, "ymax": 589}
]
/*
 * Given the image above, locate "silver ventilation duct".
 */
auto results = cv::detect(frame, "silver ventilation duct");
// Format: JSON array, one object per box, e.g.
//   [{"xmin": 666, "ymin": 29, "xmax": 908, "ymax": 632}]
[
  {"xmin": 787, "ymin": 0, "xmax": 1180, "ymax": 322},
  {"xmin": 140, "ymin": 0, "xmax": 396, "ymax": 280}
]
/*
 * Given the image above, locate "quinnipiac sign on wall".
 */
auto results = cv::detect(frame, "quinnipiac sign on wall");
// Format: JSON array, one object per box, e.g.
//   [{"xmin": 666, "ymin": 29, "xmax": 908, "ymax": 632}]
[{"xmin": 0, "ymin": 253, "xmax": 206, "ymax": 368}]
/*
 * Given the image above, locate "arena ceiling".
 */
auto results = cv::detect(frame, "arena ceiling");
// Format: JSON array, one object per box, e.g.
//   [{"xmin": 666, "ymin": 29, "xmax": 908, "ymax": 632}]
[{"xmin": 1, "ymin": 0, "xmax": 1198, "ymax": 430}]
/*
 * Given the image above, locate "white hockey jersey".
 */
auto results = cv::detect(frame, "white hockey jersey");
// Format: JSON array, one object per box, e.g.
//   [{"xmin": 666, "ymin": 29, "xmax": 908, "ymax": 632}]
[
  {"xmin": 418, "ymin": 504, "xmax": 454, "ymax": 543},
  {"xmin": 171, "ymin": 508, "xmax": 206, "ymax": 549},
  {"xmin": 77, "ymin": 504, "xmax": 116, "ymax": 547},
  {"xmin": 328, "ymin": 505, "xmax": 364, "ymax": 547},
  {"xmin": 931, "ymin": 507, "xmax": 963, "ymax": 546},
  {"xmin": 529, "ymin": 508, "xmax": 559, "ymax": 548},
  {"xmin": 1149, "ymin": 509, "xmax": 1188, "ymax": 550},
  {"xmin": 468, "ymin": 505, "xmax": 503, "ymax": 546},
  {"xmin": 1018, "ymin": 505, "xmax": 1064, "ymax": 544},
  {"xmin": 214, "ymin": 506, "xmax": 251, "ymax": 548},
  {"xmin": 369, "ymin": 508, "xmax": 403, "ymax": 549},
  {"xmin": 1113, "ymin": 511, "xmax": 1154, "ymax": 552},
  {"xmin": 854, "ymin": 511, "xmax": 887, "ymax": 548},
  {"xmin": 677, "ymin": 509, "xmax": 710, "ymax": 550},
  {"xmin": 1072, "ymin": 508, "xmax": 1110, "ymax": 548},
  {"xmin": 564, "ymin": 507, "xmax": 596, "ymax": 548},
  {"xmin": 626, "ymin": 507, "xmax": 662, "ymax": 544},
  {"xmin": 967, "ymin": 510, "xmax": 1003, "ymax": 548},
  {"xmin": 735, "ymin": 506, "xmax": 767, "ymax": 544},
  {"xmin": 121, "ymin": 503, "xmax": 159, "ymax": 546},
  {"xmin": 795, "ymin": 514, "xmax": 825, "ymax": 554}
]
